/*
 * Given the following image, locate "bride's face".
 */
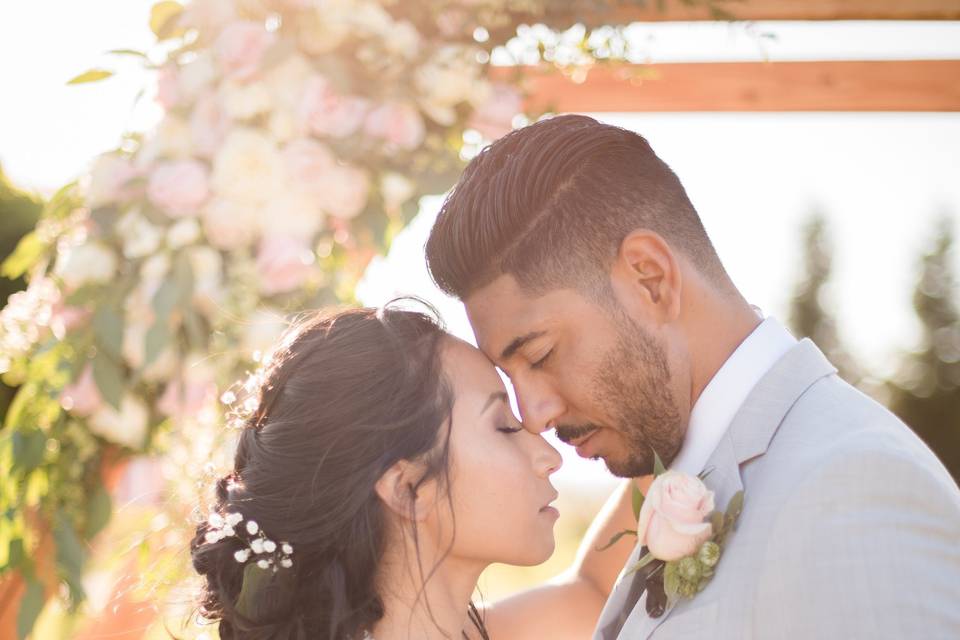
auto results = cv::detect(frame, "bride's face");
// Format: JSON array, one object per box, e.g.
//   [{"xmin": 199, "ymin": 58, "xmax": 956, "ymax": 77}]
[{"xmin": 427, "ymin": 338, "xmax": 562, "ymax": 567}]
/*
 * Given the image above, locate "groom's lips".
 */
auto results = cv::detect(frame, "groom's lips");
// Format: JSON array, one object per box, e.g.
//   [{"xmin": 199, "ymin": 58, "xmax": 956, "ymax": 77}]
[{"xmin": 572, "ymin": 430, "xmax": 600, "ymax": 458}]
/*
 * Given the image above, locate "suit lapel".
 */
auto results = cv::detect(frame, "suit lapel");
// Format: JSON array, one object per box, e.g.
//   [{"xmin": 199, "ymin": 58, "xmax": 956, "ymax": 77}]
[{"xmin": 612, "ymin": 339, "xmax": 837, "ymax": 639}]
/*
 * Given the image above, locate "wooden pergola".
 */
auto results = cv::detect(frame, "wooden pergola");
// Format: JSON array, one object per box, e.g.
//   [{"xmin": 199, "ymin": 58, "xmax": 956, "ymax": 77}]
[{"xmin": 497, "ymin": 0, "xmax": 960, "ymax": 112}]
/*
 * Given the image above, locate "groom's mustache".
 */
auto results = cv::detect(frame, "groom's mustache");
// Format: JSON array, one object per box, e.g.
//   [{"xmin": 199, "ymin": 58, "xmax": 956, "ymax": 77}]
[{"xmin": 555, "ymin": 424, "xmax": 601, "ymax": 445}]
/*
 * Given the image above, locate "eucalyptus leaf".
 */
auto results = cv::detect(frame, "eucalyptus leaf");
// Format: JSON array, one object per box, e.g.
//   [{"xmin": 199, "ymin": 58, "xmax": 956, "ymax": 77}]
[
  {"xmin": 92, "ymin": 351, "xmax": 124, "ymax": 411},
  {"xmin": 663, "ymin": 561, "xmax": 680, "ymax": 599},
  {"xmin": 653, "ymin": 451, "xmax": 666, "ymax": 477},
  {"xmin": 236, "ymin": 562, "xmax": 272, "ymax": 619},
  {"xmin": 144, "ymin": 321, "xmax": 171, "ymax": 368},
  {"xmin": 726, "ymin": 490, "xmax": 745, "ymax": 520},
  {"xmin": 1, "ymin": 232, "xmax": 45, "ymax": 280},
  {"xmin": 107, "ymin": 48, "xmax": 148, "ymax": 59},
  {"xmin": 596, "ymin": 528, "xmax": 637, "ymax": 552},
  {"xmin": 16, "ymin": 575, "xmax": 45, "ymax": 640},
  {"xmin": 627, "ymin": 552, "xmax": 657, "ymax": 575},
  {"xmin": 11, "ymin": 430, "xmax": 46, "ymax": 475},
  {"xmin": 66, "ymin": 69, "xmax": 114, "ymax": 85},
  {"xmin": 150, "ymin": 1, "xmax": 185, "ymax": 39},
  {"xmin": 84, "ymin": 485, "xmax": 112, "ymax": 540},
  {"xmin": 631, "ymin": 482, "xmax": 645, "ymax": 520},
  {"xmin": 93, "ymin": 305, "xmax": 124, "ymax": 361},
  {"xmin": 53, "ymin": 510, "xmax": 86, "ymax": 604}
]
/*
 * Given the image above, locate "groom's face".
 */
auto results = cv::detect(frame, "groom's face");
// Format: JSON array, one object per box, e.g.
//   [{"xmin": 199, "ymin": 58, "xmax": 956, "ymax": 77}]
[{"xmin": 466, "ymin": 274, "xmax": 687, "ymax": 478}]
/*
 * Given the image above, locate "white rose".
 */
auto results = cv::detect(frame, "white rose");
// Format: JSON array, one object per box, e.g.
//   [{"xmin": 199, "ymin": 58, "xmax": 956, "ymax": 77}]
[
  {"xmin": 86, "ymin": 153, "xmax": 142, "ymax": 208},
  {"xmin": 89, "ymin": 394, "xmax": 150, "ymax": 450},
  {"xmin": 380, "ymin": 172, "xmax": 416, "ymax": 211},
  {"xmin": 297, "ymin": 2, "xmax": 351, "ymax": 55},
  {"xmin": 212, "ymin": 128, "xmax": 286, "ymax": 205},
  {"xmin": 266, "ymin": 54, "xmax": 313, "ymax": 111},
  {"xmin": 261, "ymin": 189, "xmax": 325, "ymax": 237},
  {"xmin": 54, "ymin": 241, "xmax": 117, "ymax": 290},
  {"xmin": 116, "ymin": 209, "xmax": 163, "ymax": 259},
  {"xmin": 416, "ymin": 45, "xmax": 486, "ymax": 125},
  {"xmin": 220, "ymin": 78, "xmax": 273, "ymax": 121},
  {"xmin": 167, "ymin": 217, "xmax": 201, "ymax": 249},
  {"xmin": 178, "ymin": 52, "xmax": 218, "ymax": 102},
  {"xmin": 154, "ymin": 116, "xmax": 195, "ymax": 159},
  {"xmin": 268, "ymin": 109, "xmax": 299, "ymax": 143},
  {"xmin": 201, "ymin": 197, "xmax": 261, "ymax": 249},
  {"xmin": 383, "ymin": 20, "xmax": 421, "ymax": 60}
]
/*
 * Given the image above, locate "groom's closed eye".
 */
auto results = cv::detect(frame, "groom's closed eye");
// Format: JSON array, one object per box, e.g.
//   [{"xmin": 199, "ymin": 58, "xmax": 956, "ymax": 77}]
[{"xmin": 530, "ymin": 348, "xmax": 554, "ymax": 370}]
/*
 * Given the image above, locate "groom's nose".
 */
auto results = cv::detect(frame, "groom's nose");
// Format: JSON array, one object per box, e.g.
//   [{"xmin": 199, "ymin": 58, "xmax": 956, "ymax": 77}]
[{"xmin": 516, "ymin": 377, "xmax": 566, "ymax": 434}]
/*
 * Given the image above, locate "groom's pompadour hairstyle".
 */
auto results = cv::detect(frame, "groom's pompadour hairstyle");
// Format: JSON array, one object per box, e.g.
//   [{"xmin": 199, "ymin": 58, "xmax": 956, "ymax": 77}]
[{"xmin": 425, "ymin": 114, "xmax": 728, "ymax": 300}]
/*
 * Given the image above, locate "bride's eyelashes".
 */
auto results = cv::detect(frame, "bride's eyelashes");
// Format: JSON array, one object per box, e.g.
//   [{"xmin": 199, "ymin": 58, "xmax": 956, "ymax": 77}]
[
  {"xmin": 497, "ymin": 424, "xmax": 523, "ymax": 434},
  {"xmin": 530, "ymin": 348, "xmax": 554, "ymax": 370}
]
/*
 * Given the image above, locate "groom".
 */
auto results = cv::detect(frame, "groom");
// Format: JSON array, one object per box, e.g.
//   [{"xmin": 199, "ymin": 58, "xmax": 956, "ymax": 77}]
[{"xmin": 425, "ymin": 115, "xmax": 960, "ymax": 638}]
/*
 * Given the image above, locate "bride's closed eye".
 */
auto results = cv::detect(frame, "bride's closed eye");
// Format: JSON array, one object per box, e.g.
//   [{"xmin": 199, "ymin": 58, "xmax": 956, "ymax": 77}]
[{"xmin": 497, "ymin": 424, "xmax": 523, "ymax": 434}]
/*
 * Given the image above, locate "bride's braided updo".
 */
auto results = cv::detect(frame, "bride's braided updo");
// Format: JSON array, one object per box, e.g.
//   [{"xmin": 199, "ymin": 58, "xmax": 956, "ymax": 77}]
[{"xmin": 190, "ymin": 302, "xmax": 485, "ymax": 639}]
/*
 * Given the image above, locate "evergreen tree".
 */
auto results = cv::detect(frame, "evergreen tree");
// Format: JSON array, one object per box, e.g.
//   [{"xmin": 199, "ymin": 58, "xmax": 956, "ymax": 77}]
[
  {"xmin": 889, "ymin": 215, "xmax": 960, "ymax": 481},
  {"xmin": 788, "ymin": 211, "xmax": 860, "ymax": 384}
]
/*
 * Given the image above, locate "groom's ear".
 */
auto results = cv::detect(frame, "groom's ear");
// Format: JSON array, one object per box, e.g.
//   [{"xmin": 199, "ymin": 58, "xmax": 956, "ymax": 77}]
[
  {"xmin": 610, "ymin": 230, "xmax": 682, "ymax": 323},
  {"xmin": 375, "ymin": 460, "xmax": 435, "ymax": 522}
]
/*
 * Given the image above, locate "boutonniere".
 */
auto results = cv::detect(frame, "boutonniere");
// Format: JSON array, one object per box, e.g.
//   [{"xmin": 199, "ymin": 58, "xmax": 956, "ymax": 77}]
[{"xmin": 600, "ymin": 454, "xmax": 744, "ymax": 618}]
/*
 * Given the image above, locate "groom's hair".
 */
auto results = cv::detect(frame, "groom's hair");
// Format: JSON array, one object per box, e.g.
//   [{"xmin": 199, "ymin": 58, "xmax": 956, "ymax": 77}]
[{"xmin": 425, "ymin": 114, "xmax": 730, "ymax": 300}]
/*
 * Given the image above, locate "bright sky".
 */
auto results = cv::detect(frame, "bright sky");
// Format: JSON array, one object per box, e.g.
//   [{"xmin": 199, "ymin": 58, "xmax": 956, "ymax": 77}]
[{"xmin": 2, "ymin": 2, "xmax": 959, "ymax": 490}]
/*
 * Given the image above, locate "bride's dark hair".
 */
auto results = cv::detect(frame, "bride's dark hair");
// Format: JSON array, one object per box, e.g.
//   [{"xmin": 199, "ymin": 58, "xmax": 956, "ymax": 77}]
[{"xmin": 189, "ymin": 301, "xmax": 488, "ymax": 639}]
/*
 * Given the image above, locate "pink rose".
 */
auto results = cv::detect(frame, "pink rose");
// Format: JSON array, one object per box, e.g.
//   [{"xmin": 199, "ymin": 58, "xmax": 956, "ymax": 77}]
[
  {"xmin": 637, "ymin": 471, "xmax": 715, "ymax": 561},
  {"xmin": 156, "ymin": 63, "xmax": 180, "ymax": 110},
  {"xmin": 158, "ymin": 377, "xmax": 217, "ymax": 419},
  {"xmin": 87, "ymin": 153, "xmax": 144, "ymax": 207},
  {"xmin": 468, "ymin": 83, "xmax": 523, "ymax": 140},
  {"xmin": 147, "ymin": 160, "xmax": 210, "ymax": 217},
  {"xmin": 190, "ymin": 91, "xmax": 230, "ymax": 158},
  {"xmin": 299, "ymin": 75, "xmax": 370, "ymax": 139},
  {"xmin": 282, "ymin": 138, "xmax": 336, "ymax": 188},
  {"xmin": 317, "ymin": 164, "xmax": 369, "ymax": 220},
  {"xmin": 364, "ymin": 101, "xmax": 425, "ymax": 150},
  {"xmin": 215, "ymin": 21, "xmax": 274, "ymax": 81},
  {"xmin": 256, "ymin": 235, "xmax": 314, "ymax": 295},
  {"xmin": 61, "ymin": 364, "xmax": 103, "ymax": 417}
]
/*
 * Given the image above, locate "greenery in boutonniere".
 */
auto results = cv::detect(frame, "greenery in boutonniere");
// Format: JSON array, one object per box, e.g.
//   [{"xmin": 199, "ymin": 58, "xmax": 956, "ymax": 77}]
[{"xmin": 599, "ymin": 452, "xmax": 745, "ymax": 617}]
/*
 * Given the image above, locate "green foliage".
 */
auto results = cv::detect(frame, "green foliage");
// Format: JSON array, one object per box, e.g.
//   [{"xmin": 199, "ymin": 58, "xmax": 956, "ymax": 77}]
[{"xmin": 66, "ymin": 69, "xmax": 115, "ymax": 85}]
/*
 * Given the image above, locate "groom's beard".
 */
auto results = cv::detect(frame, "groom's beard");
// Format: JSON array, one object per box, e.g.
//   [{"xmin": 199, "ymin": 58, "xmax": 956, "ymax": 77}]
[{"xmin": 590, "ymin": 314, "xmax": 683, "ymax": 478}]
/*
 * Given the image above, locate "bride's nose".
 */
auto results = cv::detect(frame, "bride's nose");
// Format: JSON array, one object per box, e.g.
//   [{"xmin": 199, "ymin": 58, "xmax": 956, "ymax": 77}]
[{"xmin": 531, "ymin": 435, "xmax": 563, "ymax": 478}]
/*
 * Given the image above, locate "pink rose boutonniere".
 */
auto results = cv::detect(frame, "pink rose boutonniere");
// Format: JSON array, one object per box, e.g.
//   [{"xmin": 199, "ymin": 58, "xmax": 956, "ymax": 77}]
[{"xmin": 601, "ymin": 454, "xmax": 745, "ymax": 618}]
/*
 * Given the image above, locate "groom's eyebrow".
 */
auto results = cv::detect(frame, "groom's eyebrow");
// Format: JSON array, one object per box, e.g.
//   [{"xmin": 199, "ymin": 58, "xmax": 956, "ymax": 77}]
[
  {"xmin": 481, "ymin": 391, "xmax": 509, "ymax": 415},
  {"xmin": 500, "ymin": 331, "xmax": 547, "ymax": 361}
]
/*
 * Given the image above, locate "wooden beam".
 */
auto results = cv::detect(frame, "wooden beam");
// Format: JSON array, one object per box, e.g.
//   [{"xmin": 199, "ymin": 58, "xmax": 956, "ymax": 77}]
[
  {"xmin": 608, "ymin": 0, "xmax": 960, "ymax": 22},
  {"xmin": 495, "ymin": 60, "xmax": 960, "ymax": 112}
]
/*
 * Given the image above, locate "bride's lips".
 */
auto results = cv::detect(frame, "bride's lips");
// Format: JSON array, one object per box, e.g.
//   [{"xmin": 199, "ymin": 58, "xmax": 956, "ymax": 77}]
[{"xmin": 539, "ymin": 491, "xmax": 560, "ymax": 518}]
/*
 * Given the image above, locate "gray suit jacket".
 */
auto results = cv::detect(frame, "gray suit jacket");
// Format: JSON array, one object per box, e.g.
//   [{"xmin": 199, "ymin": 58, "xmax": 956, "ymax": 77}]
[{"xmin": 594, "ymin": 339, "xmax": 960, "ymax": 639}]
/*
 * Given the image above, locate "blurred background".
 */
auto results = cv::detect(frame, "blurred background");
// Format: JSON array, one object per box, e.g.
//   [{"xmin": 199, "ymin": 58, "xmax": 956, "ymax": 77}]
[{"xmin": 1, "ymin": 1, "xmax": 959, "ymax": 638}]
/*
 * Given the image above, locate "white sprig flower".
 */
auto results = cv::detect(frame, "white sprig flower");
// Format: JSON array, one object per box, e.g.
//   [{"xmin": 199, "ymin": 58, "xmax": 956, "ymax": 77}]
[
  {"xmin": 281, "ymin": 543, "xmax": 293, "ymax": 555},
  {"xmin": 234, "ymin": 549, "xmax": 251, "ymax": 563},
  {"xmin": 246, "ymin": 520, "xmax": 259, "ymax": 535},
  {"xmin": 257, "ymin": 559, "xmax": 270, "ymax": 569},
  {"xmin": 226, "ymin": 512, "xmax": 243, "ymax": 527},
  {"xmin": 208, "ymin": 513, "xmax": 225, "ymax": 528},
  {"xmin": 280, "ymin": 558, "xmax": 293, "ymax": 568},
  {"xmin": 263, "ymin": 539, "xmax": 277, "ymax": 553},
  {"xmin": 250, "ymin": 538, "xmax": 265, "ymax": 554},
  {"xmin": 204, "ymin": 530, "xmax": 223, "ymax": 544}
]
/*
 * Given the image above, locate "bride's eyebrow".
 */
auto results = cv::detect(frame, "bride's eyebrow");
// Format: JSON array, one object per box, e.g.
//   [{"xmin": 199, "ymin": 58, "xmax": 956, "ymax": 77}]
[{"xmin": 480, "ymin": 391, "xmax": 509, "ymax": 415}]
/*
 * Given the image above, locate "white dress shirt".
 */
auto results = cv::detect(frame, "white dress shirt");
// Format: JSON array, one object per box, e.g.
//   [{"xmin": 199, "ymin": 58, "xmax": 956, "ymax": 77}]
[{"xmin": 670, "ymin": 315, "xmax": 797, "ymax": 475}]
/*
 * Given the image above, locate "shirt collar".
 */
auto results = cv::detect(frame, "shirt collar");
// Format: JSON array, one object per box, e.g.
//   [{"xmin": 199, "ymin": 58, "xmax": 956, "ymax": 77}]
[{"xmin": 670, "ymin": 315, "xmax": 797, "ymax": 475}]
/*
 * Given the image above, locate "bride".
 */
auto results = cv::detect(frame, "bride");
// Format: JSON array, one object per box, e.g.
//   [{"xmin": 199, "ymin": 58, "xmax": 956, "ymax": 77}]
[{"xmin": 191, "ymin": 300, "xmax": 640, "ymax": 639}]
